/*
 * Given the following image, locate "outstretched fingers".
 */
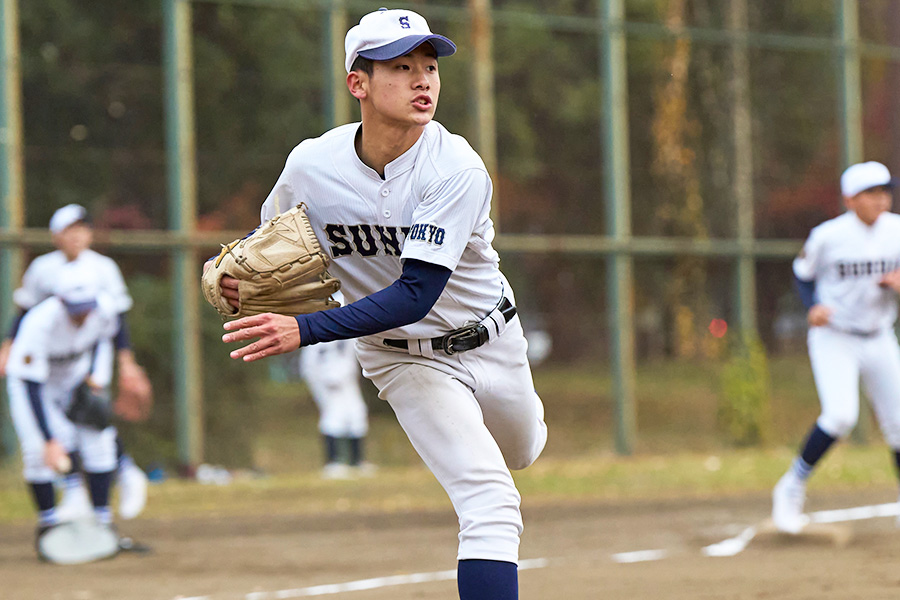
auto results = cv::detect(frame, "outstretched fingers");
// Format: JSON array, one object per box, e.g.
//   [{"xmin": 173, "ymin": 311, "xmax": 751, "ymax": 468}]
[{"xmin": 222, "ymin": 313, "xmax": 301, "ymax": 362}]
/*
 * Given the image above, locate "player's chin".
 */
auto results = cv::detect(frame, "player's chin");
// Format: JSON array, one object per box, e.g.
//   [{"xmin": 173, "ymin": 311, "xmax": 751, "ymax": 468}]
[{"xmin": 408, "ymin": 106, "xmax": 435, "ymax": 123}]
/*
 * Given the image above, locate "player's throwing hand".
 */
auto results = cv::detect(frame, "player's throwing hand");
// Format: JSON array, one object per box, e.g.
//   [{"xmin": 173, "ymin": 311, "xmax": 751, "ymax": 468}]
[{"xmin": 222, "ymin": 313, "xmax": 301, "ymax": 362}]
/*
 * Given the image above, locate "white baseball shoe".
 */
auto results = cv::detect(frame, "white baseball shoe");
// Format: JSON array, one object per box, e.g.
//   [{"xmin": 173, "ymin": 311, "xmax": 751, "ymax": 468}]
[
  {"xmin": 772, "ymin": 471, "xmax": 809, "ymax": 534},
  {"xmin": 55, "ymin": 482, "xmax": 92, "ymax": 523},
  {"xmin": 117, "ymin": 463, "xmax": 148, "ymax": 520},
  {"xmin": 353, "ymin": 462, "xmax": 378, "ymax": 478},
  {"xmin": 321, "ymin": 462, "xmax": 354, "ymax": 480}
]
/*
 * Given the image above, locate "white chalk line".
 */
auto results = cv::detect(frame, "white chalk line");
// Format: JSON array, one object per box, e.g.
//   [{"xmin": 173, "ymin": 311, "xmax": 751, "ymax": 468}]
[
  {"xmin": 175, "ymin": 502, "xmax": 899, "ymax": 599},
  {"xmin": 610, "ymin": 549, "xmax": 669, "ymax": 563},
  {"xmin": 238, "ymin": 558, "xmax": 550, "ymax": 600},
  {"xmin": 702, "ymin": 501, "xmax": 900, "ymax": 557}
]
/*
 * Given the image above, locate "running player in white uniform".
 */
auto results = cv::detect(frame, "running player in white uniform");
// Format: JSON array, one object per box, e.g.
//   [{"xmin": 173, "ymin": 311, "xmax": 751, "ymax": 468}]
[
  {"xmin": 5, "ymin": 264, "xmax": 120, "ymax": 555},
  {"xmin": 0, "ymin": 204, "xmax": 148, "ymax": 521},
  {"xmin": 210, "ymin": 9, "xmax": 547, "ymax": 599},
  {"xmin": 772, "ymin": 161, "xmax": 900, "ymax": 533},
  {"xmin": 298, "ymin": 292, "xmax": 372, "ymax": 479}
]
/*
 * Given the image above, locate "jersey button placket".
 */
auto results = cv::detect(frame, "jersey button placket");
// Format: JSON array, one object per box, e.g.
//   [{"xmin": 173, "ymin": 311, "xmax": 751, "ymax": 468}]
[{"xmin": 379, "ymin": 188, "xmax": 392, "ymax": 220}]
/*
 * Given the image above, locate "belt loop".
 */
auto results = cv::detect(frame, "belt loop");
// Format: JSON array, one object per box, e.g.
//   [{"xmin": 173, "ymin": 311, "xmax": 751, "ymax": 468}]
[{"xmin": 419, "ymin": 338, "xmax": 435, "ymax": 359}]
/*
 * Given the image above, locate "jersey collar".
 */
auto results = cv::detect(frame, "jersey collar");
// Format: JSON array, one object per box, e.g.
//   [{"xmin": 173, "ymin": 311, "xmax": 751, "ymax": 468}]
[{"xmin": 350, "ymin": 123, "xmax": 429, "ymax": 181}]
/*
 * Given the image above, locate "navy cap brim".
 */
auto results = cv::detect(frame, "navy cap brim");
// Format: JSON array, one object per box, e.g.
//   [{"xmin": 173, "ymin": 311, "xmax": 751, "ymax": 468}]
[
  {"xmin": 860, "ymin": 177, "xmax": 899, "ymax": 194},
  {"xmin": 358, "ymin": 34, "xmax": 457, "ymax": 62},
  {"xmin": 64, "ymin": 299, "xmax": 97, "ymax": 316}
]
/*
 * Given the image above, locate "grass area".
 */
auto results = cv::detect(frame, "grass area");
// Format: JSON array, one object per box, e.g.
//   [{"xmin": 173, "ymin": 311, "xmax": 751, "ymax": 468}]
[
  {"xmin": 2, "ymin": 353, "xmax": 894, "ymax": 524},
  {"xmin": 1, "ymin": 444, "xmax": 896, "ymax": 524}
]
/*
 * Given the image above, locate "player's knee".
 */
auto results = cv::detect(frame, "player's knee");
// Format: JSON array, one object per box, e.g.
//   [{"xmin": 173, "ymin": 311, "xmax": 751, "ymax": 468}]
[
  {"xmin": 505, "ymin": 425, "xmax": 548, "ymax": 471},
  {"xmin": 819, "ymin": 414, "xmax": 857, "ymax": 439}
]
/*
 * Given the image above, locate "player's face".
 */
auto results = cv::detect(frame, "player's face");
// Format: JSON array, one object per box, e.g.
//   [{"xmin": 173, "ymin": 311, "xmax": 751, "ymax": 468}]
[
  {"xmin": 53, "ymin": 222, "xmax": 93, "ymax": 260},
  {"xmin": 846, "ymin": 185, "xmax": 893, "ymax": 226},
  {"xmin": 364, "ymin": 44, "xmax": 441, "ymax": 127},
  {"xmin": 68, "ymin": 312, "xmax": 90, "ymax": 327}
]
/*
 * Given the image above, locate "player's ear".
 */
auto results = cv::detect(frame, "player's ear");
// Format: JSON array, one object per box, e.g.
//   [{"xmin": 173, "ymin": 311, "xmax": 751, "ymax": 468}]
[{"xmin": 347, "ymin": 71, "xmax": 368, "ymax": 100}]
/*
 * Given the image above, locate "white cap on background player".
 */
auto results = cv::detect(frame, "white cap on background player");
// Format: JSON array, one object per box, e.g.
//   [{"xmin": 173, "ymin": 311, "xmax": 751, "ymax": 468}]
[
  {"xmin": 344, "ymin": 7, "xmax": 457, "ymax": 73},
  {"xmin": 49, "ymin": 203, "xmax": 89, "ymax": 234},
  {"xmin": 840, "ymin": 161, "xmax": 897, "ymax": 198}
]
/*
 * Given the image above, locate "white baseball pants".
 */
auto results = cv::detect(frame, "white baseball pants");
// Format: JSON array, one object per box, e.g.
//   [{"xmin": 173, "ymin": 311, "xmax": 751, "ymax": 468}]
[
  {"xmin": 808, "ymin": 326, "xmax": 900, "ymax": 447},
  {"xmin": 7, "ymin": 378, "xmax": 118, "ymax": 482},
  {"xmin": 356, "ymin": 315, "xmax": 547, "ymax": 564}
]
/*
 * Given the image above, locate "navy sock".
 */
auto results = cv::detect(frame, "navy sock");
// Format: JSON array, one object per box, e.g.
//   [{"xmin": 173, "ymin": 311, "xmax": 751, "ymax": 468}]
[
  {"xmin": 348, "ymin": 437, "xmax": 363, "ymax": 466},
  {"xmin": 799, "ymin": 424, "xmax": 836, "ymax": 468},
  {"xmin": 68, "ymin": 450, "xmax": 83, "ymax": 475},
  {"xmin": 458, "ymin": 559, "xmax": 518, "ymax": 600},
  {"xmin": 29, "ymin": 482, "xmax": 56, "ymax": 512},
  {"xmin": 892, "ymin": 450, "xmax": 900, "ymax": 481},
  {"xmin": 116, "ymin": 436, "xmax": 124, "ymax": 461},
  {"xmin": 324, "ymin": 436, "xmax": 339, "ymax": 464},
  {"xmin": 86, "ymin": 470, "xmax": 115, "ymax": 510}
]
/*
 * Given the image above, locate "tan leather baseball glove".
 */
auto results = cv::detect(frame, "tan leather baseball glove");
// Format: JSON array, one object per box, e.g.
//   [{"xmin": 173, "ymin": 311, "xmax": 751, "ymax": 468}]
[{"xmin": 201, "ymin": 203, "xmax": 341, "ymax": 318}]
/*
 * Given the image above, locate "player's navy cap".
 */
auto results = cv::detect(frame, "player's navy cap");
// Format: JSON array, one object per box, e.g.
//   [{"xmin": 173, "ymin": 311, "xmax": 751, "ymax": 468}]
[
  {"xmin": 345, "ymin": 8, "xmax": 456, "ymax": 73},
  {"xmin": 49, "ymin": 204, "xmax": 91, "ymax": 234},
  {"xmin": 840, "ymin": 161, "xmax": 898, "ymax": 198}
]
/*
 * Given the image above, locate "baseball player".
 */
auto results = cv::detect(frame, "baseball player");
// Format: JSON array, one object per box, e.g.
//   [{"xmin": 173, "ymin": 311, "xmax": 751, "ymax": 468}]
[
  {"xmin": 5, "ymin": 264, "xmax": 121, "ymax": 558},
  {"xmin": 772, "ymin": 160, "xmax": 900, "ymax": 533},
  {"xmin": 298, "ymin": 293, "xmax": 373, "ymax": 479},
  {"xmin": 0, "ymin": 204, "xmax": 149, "ymax": 521},
  {"xmin": 211, "ymin": 9, "xmax": 547, "ymax": 599}
]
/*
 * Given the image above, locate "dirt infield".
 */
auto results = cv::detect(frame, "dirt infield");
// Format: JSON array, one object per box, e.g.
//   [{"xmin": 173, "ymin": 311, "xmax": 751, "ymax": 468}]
[{"xmin": 2, "ymin": 488, "xmax": 899, "ymax": 600}]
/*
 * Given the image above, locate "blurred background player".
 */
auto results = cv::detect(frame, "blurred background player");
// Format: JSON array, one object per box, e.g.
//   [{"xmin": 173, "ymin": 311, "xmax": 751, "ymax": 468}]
[
  {"xmin": 5, "ymin": 265, "xmax": 121, "ymax": 559},
  {"xmin": 297, "ymin": 292, "xmax": 373, "ymax": 480},
  {"xmin": 772, "ymin": 161, "xmax": 900, "ymax": 533},
  {"xmin": 0, "ymin": 204, "xmax": 150, "ymax": 521}
]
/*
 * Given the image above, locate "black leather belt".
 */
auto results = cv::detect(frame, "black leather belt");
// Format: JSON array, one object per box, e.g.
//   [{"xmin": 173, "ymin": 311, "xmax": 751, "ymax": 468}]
[
  {"xmin": 830, "ymin": 325, "xmax": 882, "ymax": 338},
  {"xmin": 383, "ymin": 298, "xmax": 517, "ymax": 355}
]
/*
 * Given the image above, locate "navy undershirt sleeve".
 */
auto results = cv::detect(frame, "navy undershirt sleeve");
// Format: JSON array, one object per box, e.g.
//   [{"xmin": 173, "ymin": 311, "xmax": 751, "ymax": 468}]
[
  {"xmin": 7, "ymin": 309, "xmax": 26, "ymax": 339},
  {"xmin": 25, "ymin": 380, "xmax": 52, "ymax": 441},
  {"xmin": 296, "ymin": 259, "xmax": 452, "ymax": 346},
  {"xmin": 114, "ymin": 313, "xmax": 131, "ymax": 351},
  {"xmin": 793, "ymin": 273, "xmax": 817, "ymax": 310}
]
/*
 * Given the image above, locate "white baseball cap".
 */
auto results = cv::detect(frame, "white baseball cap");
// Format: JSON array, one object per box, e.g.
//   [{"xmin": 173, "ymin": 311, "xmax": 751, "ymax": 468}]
[
  {"xmin": 344, "ymin": 8, "xmax": 456, "ymax": 73},
  {"xmin": 49, "ymin": 203, "xmax": 90, "ymax": 234},
  {"xmin": 840, "ymin": 161, "xmax": 897, "ymax": 198}
]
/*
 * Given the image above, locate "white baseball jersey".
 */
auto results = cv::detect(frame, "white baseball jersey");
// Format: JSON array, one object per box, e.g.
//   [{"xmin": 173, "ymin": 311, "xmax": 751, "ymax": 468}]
[
  {"xmin": 14, "ymin": 249, "xmax": 133, "ymax": 314},
  {"xmin": 6, "ymin": 294, "xmax": 119, "ymax": 392},
  {"xmin": 260, "ymin": 120, "xmax": 504, "ymax": 340},
  {"xmin": 793, "ymin": 211, "xmax": 900, "ymax": 333}
]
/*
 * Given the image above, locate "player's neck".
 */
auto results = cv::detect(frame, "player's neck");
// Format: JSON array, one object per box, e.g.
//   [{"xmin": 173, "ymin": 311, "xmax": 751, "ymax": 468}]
[{"xmin": 355, "ymin": 120, "xmax": 426, "ymax": 178}]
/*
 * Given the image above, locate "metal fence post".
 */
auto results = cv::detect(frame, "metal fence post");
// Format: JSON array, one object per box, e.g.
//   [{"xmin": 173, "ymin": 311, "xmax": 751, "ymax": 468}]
[
  {"xmin": 729, "ymin": 0, "xmax": 757, "ymax": 339},
  {"xmin": 0, "ymin": 0, "xmax": 23, "ymax": 460},
  {"xmin": 163, "ymin": 0, "xmax": 203, "ymax": 469},
  {"xmin": 600, "ymin": 0, "xmax": 636, "ymax": 455}
]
